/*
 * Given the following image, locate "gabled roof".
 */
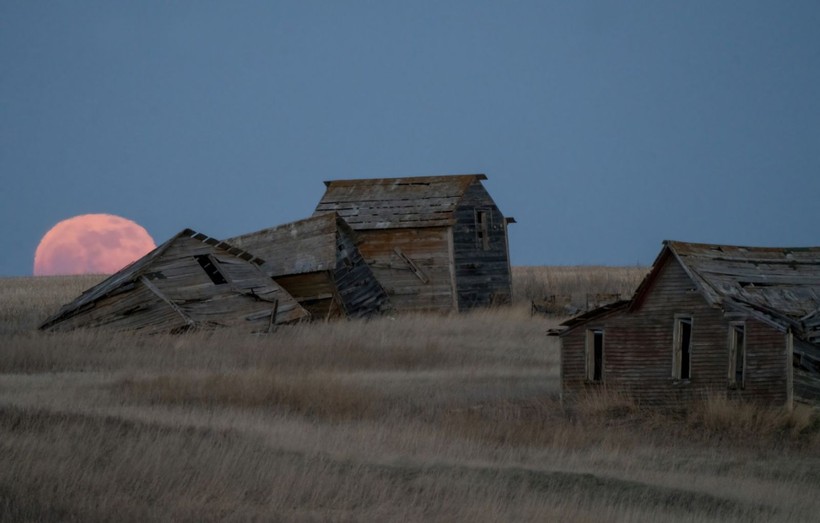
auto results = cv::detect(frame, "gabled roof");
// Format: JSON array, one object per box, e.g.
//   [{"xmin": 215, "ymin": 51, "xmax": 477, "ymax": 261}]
[
  {"xmin": 555, "ymin": 241, "xmax": 820, "ymax": 345},
  {"xmin": 633, "ymin": 241, "xmax": 820, "ymax": 343},
  {"xmin": 227, "ymin": 213, "xmax": 352, "ymax": 276},
  {"xmin": 314, "ymin": 174, "xmax": 488, "ymax": 229}
]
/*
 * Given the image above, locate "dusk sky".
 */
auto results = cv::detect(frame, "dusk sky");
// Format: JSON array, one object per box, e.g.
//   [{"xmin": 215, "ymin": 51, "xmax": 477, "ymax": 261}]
[{"xmin": 2, "ymin": 1, "xmax": 819, "ymax": 276}]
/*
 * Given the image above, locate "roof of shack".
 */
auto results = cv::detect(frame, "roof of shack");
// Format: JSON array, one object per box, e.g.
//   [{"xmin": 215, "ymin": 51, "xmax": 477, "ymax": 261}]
[
  {"xmin": 662, "ymin": 241, "xmax": 820, "ymax": 343},
  {"xmin": 314, "ymin": 174, "xmax": 487, "ymax": 229},
  {"xmin": 39, "ymin": 229, "xmax": 287, "ymax": 330},
  {"xmin": 557, "ymin": 241, "xmax": 820, "ymax": 345},
  {"xmin": 227, "ymin": 213, "xmax": 350, "ymax": 276}
]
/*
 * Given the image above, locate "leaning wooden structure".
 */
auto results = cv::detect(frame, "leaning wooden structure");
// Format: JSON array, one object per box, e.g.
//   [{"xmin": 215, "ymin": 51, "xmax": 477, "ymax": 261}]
[
  {"xmin": 314, "ymin": 174, "xmax": 514, "ymax": 313},
  {"xmin": 551, "ymin": 241, "xmax": 820, "ymax": 409},
  {"xmin": 40, "ymin": 229, "xmax": 309, "ymax": 333},
  {"xmin": 227, "ymin": 213, "xmax": 389, "ymax": 319}
]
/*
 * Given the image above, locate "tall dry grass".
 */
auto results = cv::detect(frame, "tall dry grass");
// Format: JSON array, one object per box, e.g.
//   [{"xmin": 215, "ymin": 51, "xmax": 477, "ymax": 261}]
[
  {"xmin": 513, "ymin": 265, "xmax": 648, "ymax": 306},
  {"xmin": 2, "ymin": 271, "xmax": 820, "ymax": 522}
]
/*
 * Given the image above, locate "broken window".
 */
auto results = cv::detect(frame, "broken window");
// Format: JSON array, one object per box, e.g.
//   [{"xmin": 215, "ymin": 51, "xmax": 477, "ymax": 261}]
[
  {"xmin": 475, "ymin": 209, "xmax": 491, "ymax": 251},
  {"xmin": 728, "ymin": 323, "xmax": 746, "ymax": 388},
  {"xmin": 195, "ymin": 255, "xmax": 227, "ymax": 285},
  {"xmin": 586, "ymin": 329, "xmax": 604, "ymax": 382},
  {"xmin": 672, "ymin": 316, "xmax": 693, "ymax": 380}
]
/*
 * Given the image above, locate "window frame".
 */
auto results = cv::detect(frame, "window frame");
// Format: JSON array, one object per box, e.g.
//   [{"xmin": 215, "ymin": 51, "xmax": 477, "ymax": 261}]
[
  {"xmin": 474, "ymin": 209, "xmax": 492, "ymax": 251},
  {"xmin": 727, "ymin": 322, "xmax": 746, "ymax": 389},
  {"xmin": 672, "ymin": 315, "xmax": 693, "ymax": 380}
]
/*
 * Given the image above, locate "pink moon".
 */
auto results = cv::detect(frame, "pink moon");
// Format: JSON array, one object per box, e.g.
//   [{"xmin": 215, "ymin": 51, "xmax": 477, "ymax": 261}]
[{"xmin": 34, "ymin": 214, "xmax": 156, "ymax": 276}]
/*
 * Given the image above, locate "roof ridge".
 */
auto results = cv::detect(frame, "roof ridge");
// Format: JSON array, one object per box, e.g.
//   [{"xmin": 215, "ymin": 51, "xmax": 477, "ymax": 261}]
[
  {"xmin": 665, "ymin": 239, "xmax": 820, "ymax": 252},
  {"xmin": 322, "ymin": 174, "xmax": 486, "ymax": 187}
]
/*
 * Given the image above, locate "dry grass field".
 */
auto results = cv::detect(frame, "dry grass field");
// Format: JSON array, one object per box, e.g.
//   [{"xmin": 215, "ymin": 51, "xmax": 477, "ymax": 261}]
[{"xmin": 2, "ymin": 268, "xmax": 820, "ymax": 522}]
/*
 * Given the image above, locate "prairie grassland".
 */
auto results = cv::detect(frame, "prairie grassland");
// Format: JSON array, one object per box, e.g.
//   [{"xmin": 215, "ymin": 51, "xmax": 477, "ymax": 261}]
[
  {"xmin": 512, "ymin": 265, "xmax": 648, "ymax": 305},
  {"xmin": 2, "ymin": 271, "xmax": 820, "ymax": 522}
]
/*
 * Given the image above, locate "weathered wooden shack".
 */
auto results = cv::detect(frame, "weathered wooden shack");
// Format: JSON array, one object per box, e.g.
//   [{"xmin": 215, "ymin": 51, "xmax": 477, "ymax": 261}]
[
  {"xmin": 226, "ymin": 213, "xmax": 389, "ymax": 319},
  {"xmin": 552, "ymin": 241, "xmax": 820, "ymax": 409},
  {"xmin": 40, "ymin": 229, "xmax": 309, "ymax": 333},
  {"xmin": 313, "ymin": 174, "xmax": 514, "ymax": 313}
]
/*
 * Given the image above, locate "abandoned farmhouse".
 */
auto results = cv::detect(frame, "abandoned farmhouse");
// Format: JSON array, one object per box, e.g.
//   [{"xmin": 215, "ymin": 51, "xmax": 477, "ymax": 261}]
[
  {"xmin": 38, "ymin": 176, "xmax": 820, "ymax": 412},
  {"xmin": 40, "ymin": 229, "xmax": 308, "ymax": 333},
  {"xmin": 314, "ymin": 174, "xmax": 515, "ymax": 313},
  {"xmin": 226, "ymin": 213, "xmax": 389, "ymax": 320},
  {"xmin": 552, "ymin": 241, "xmax": 820, "ymax": 409},
  {"xmin": 42, "ymin": 174, "xmax": 514, "ymax": 331}
]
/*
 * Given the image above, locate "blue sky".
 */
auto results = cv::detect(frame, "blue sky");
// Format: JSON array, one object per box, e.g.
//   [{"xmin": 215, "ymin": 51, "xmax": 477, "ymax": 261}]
[{"xmin": 2, "ymin": 1, "xmax": 819, "ymax": 276}]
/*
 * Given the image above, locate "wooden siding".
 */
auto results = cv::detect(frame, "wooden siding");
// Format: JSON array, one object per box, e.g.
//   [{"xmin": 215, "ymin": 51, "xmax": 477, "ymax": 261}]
[
  {"xmin": 795, "ymin": 338, "xmax": 820, "ymax": 402},
  {"xmin": 314, "ymin": 175, "xmax": 512, "ymax": 313},
  {"xmin": 332, "ymin": 221, "xmax": 390, "ymax": 317},
  {"xmin": 641, "ymin": 241, "xmax": 820, "ymax": 345},
  {"xmin": 227, "ymin": 214, "xmax": 337, "ymax": 276},
  {"xmin": 355, "ymin": 228, "xmax": 454, "ymax": 313},
  {"xmin": 561, "ymin": 255, "xmax": 788, "ymax": 408},
  {"xmin": 270, "ymin": 227, "xmax": 391, "ymax": 320},
  {"xmin": 452, "ymin": 180, "xmax": 512, "ymax": 309},
  {"xmin": 228, "ymin": 214, "xmax": 388, "ymax": 319},
  {"xmin": 315, "ymin": 175, "xmax": 481, "ymax": 229},
  {"xmin": 42, "ymin": 283, "xmax": 181, "ymax": 333},
  {"xmin": 275, "ymin": 272, "xmax": 341, "ymax": 320},
  {"xmin": 41, "ymin": 231, "xmax": 308, "ymax": 332}
]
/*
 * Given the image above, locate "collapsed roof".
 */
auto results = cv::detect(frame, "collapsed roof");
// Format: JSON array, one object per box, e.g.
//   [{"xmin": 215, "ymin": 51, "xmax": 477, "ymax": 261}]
[
  {"xmin": 227, "ymin": 213, "xmax": 350, "ymax": 277},
  {"xmin": 633, "ymin": 241, "xmax": 820, "ymax": 345},
  {"xmin": 40, "ymin": 229, "xmax": 309, "ymax": 332}
]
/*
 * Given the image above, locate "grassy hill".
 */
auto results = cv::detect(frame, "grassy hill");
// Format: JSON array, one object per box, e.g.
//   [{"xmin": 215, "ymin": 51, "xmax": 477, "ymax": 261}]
[{"xmin": 1, "ymin": 269, "xmax": 819, "ymax": 521}]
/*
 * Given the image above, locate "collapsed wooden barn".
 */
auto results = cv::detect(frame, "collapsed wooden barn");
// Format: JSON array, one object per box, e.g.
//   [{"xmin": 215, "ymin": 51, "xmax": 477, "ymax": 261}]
[
  {"xmin": 40, "ymin": 229, "xmax": 309, "ymax": 333},
  {"xmin": 313, "ymin": 174, "xmax": 514, "ymax": 313},
  {"xmin": 227, "ymin": 213, "xmax": 389, "ymax": 319},
  {"xmin": 551, "ymin": 241, "xmax": 820, "ymax": 409}
]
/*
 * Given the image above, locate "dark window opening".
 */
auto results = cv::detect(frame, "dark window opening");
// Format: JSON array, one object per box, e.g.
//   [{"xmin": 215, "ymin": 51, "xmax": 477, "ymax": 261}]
[
  {"xmin": 674, "ymin": 316, "xmax": 693, "ymax": 380},
  {"xmin": 195, "ymin": 255, "xmax": 227, "ymax": 285},
  {"xmin": 475, "ymin": 210, "xmax": 490, "ymax": 251},
  {"xmin": 592, "ymin": 330, "xmax": 604, "ymax": 382},
  {"xmin": 734, "ymin": 326, "xmax": 745, "ymax": 385},
  {"xmin": 730, "ymin": 324, "xmax": 745, "ymax": 387},
  {"xmin": 680, "ymin": 320, "xmax": 692, "ymax": 379},
  {"xmin": 587, "ymin": 329, "xmax": 604, "ymax": 382}
]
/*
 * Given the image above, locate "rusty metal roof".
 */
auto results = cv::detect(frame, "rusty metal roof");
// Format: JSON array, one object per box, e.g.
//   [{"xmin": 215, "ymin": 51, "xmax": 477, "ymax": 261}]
[{"xmin": 314, "ymin": 174, "xmax": 487, "ymax": 229}]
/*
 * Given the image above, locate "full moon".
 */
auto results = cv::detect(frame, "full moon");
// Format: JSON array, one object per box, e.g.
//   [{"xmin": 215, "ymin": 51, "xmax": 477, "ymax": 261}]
[{"xmin": 34, "ymin": 214, "xmax": 156, "ymax": 276}]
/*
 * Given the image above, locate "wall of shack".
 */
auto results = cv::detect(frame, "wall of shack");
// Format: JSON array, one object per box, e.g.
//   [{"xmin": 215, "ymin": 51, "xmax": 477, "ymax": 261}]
[
  {"xmin": 561, "ymin": 256, "xmax": 789, "ymax": 408},
  {"xmin": 333, "ymin": 227, "xmax": 389, "ymax": 317},
  {"xmin": 355, "ymin": 228, "xmax": 454, "ymax": 313},
  {"xmin": 451, "ymin": 181, "xmax": 513, "ymax": 310}
]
